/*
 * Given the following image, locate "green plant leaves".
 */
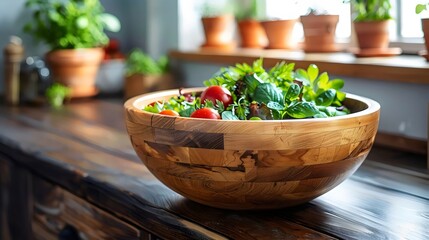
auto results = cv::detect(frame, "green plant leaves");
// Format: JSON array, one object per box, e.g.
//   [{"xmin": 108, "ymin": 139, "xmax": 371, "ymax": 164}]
[
  {"xmin": 101, "ymin": 13, "xmax": 121, "ymax": 32},
  {"xmin": 416, "ymin": 4, "xmax": 428, "ymax": 14},
  {"xmin": 253, "ymin": 83, "xmax": 284, "ymax": 104},
  {"xmin": 76, "ymin": 16, "xmax": 89, "ymax": 28},
  {"xmin": 125, "ymin": 49, "xmax": 169, "ymax": 76},
  {"xmin": 351, "ymin": 0, "xmax": 393, "ymax": 21},
  {"xmin": 286, "ymin": 102, "xmax": 319, "ymax": 119},
  {"xmin": 315, "ymin": 89, "xmax": 336, "ymax": 106},
  {"xmin": 23, "ymin": 0, "xmax": 121, "ymax": 49},
  {"xmin": 284, "ymin": 83, "xmax": 301, "ymax": 104},
  {"xmin": 222, "ymin": 111, "xmax": 239, "ymax": 120},
  {"xmin": 307, "ymin": 64, "xmax": 319, "ymax": 83}
]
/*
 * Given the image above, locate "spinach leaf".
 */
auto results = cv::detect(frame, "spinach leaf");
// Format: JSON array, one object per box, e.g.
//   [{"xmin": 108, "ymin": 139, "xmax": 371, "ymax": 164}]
[
  {"xmin": 315, "ymin": 89, "xmax": 336, "ymax": 106},
  {"xmin": 318, "ymin": 106, "xmax": 350, "ymax": 117},
  {"xmin": 267, "ymin": 101, "xmax": 284, "ymax": 111},
  {"xmin": 284, "ymin": 83, "xmax": 301, "ymax": 104},
  {"xmin": 243, "ymin": 73, "xmax": 263, "ymax": 97},
  {"xmin": 179, "ymin": 107, "xmax": 195, "ymax": 117},
  {"xmin": 286, "ymin": 102, "xmax": 320, "ymax": 119},
  {"xmin": 222, "ymin": 111, "xmax": 239, "ymax": 120},
  {"xmin": 253, "ymin": 83, "xmax": 284, "ymax": 104}
]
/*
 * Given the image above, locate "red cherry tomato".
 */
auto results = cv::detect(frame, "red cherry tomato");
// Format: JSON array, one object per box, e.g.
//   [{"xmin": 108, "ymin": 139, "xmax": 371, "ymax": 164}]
[
  {"xmin": 190, "ymin": 108, "xmax": 221, "ymax": 119},
  {"xmin": 159, "ymin": 110, "xmax": 179, "ymax": 116},
  {"xmin": 200, "ymin": 86, "xmax": 233, "ymax": 108}
]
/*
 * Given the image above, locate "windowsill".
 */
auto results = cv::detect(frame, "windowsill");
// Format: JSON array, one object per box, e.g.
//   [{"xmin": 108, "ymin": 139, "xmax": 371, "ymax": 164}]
[{"xmin": 169, "ymin": 49, "xmax": 429, "ymax": 85}]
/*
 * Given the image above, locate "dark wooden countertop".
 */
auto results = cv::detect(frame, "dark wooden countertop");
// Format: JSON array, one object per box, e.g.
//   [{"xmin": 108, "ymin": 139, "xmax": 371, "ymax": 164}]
[{"xmin": 0, "ymin": 98, "xmax": 428, "ymax": 239}]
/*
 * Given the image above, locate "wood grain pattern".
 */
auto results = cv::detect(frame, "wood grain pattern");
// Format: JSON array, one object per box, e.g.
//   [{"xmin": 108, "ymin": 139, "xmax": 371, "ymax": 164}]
[
  {"xmin": 124, "ymin": 88, "xmax": 380, "ymax": 209},
  {"xmin": 0, "ymin": 155, "xmax": 33, "ymax": 240},
  {"xmin": 0, "ymin": 155, "xmax": 11, "ymax": 240},
  {"xmin": 32, "ymin": 175, "xmax": 141, "ymax": 240}
]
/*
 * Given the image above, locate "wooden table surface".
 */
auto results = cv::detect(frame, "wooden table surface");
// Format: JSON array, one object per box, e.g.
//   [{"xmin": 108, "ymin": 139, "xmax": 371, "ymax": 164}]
[{"xmin": 0, "ymin": 98, "xmax": 428, "ymax": 240}]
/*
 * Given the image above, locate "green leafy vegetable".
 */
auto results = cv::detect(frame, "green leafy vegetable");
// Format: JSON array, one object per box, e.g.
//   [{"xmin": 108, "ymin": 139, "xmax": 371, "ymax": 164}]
[
  {"xmin": 146, "ymin": 59, "xmax": 350, "ymax": 120},
  {"xmin": 253, "ymin": 83, "xmax": 284, "ymax": 105}
]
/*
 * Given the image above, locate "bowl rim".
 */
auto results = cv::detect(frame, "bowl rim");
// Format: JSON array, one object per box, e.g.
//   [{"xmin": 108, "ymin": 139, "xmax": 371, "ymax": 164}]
[{"xmin": 124, "ymin": 87, "xmax": 380, "ymax": 124}]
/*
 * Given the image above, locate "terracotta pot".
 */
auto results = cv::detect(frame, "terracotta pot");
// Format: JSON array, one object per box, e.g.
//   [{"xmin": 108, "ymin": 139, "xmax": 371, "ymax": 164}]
[
  {"xmin": 45, "ymin": 48, "xmax": 103, "ymax": 98},
  {"xmin": 237, "ymin": 19, "xmax": 267, "ymax": 49},
  {"xmin": 124, "ymin": 73, "xmax": 174, "ymax": 100},
  {"xmin": 354, "ymin": 21, "xmax": 389, "ymax": 49},
  {"xmin": 300, "ymin": 14, "xmax": 339, "ymax": 53},
  {"xmin": 201, "ymin": 15, "xmax": 234, "ymax": 47},
  {"xmin": 421, "ymin": 18, "xmax": 429, "ymax": 61},
  {"xmin": 261, "ymin": 19, "xmax": 297, "ymax": 49}
]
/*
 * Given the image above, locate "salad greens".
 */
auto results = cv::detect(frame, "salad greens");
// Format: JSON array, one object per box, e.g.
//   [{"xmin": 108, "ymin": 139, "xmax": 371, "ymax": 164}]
[{"xmin": 144, "ymin": 59, "xmax": 350, "ymax": 120}]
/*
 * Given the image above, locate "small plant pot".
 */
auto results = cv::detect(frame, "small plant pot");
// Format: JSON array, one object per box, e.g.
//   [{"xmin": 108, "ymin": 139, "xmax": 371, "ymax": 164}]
[
  {"xmin": 237, "ymin": 19, "xmax": 267, "ymax": 49},
  {"xmin": 300, "ymin": 15, "xmax": 339, "ymax": 53},
  {"xmin": 124, "ymin": 73, "xmax": 174, "ymax": 100},
  {"xmin": 353, "ymin": 21, "xmax": 389, "ymax": 49},
  {"xmin": 419, "ymin": 18, "xmax": 429, "ymax": 61},
  {"xmin": 45, "ymin": 48, "xmax": 104, "ymax": 98},
  {"xmin": 261, "ymin": 19, "xmax": 297, "ymax": 49},
  {"xmin": 201, "ymin": 14, "xmax": 234, "ymax": 48}
]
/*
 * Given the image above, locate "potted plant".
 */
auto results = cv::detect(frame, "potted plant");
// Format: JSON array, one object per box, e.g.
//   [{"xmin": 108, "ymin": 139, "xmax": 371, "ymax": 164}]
[
  {"xmin": 348, "ymin": 0, "xmax": 401, "ymax": 57},
  {"xmin": 300, "ymin": 8, "xmax": 340, "ymax": 53},
  {"xmin": 260, "ymin": 2, "xmax": 298, "ymax": 50},
  {"xmin": 124, "ymin": 49, "xmax": 173, "ymax": 100},
  {"xmin": 234, "ymin": 0, "xmax": 267, "ymax": 49},
  {"xmin": 416, "ymin": 3, "xmax": 429, "ymax": 61},
  {"xmin": 23, "ymin": 0, "xmax": 121, "ymax": 98},
  {"xmin": 199, "ymin": 2, "xmax": 235, "ymax": 50},
  {"xmin": 45, "ymin": 83, "xmax": 71, "ymax": 109},
  {"xmin": 260, "ymin": 17, "xmax": 297, "ymax": 49}
]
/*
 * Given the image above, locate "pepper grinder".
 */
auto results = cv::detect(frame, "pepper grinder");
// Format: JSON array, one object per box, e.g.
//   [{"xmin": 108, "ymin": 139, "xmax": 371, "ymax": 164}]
[{"xmin": 3, "ymin": 36, "xmax": 24, "ymax": 105}]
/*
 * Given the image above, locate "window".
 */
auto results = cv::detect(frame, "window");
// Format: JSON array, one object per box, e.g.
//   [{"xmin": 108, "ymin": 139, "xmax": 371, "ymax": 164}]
[
  {"xmin": 178, "ymin": 0, "xmax": 425, "ymax": 54},
  {"xmin": 264, "ymin": 0, "xmax": 425, "ymax": 53}
]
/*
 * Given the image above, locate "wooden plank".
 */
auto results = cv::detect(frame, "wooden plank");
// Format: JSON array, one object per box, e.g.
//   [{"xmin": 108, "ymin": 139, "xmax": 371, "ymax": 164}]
[
  {"xmin": 169, "ymin": 50, "xmax": 429, "ymax": 85},
  {"xmin": 32, "ymin": 175, "xmax": 142, "ymax": 240},
  {"xmin": 375, "ymin": 132, "xmax": 427, "ymax": 156},
  {"xmin": 292, "ymin": 176, "xmax": 429, "ymax": 240},
  {"xmin": 0, "ymin": 155, "xmax": 11, "ymax": 240},
  {"xmin": 0, "ymin": 157, "xmax": 33, "ymax": 240},
  {"xmin": 0, "ymin": 104, "xmax": 140, "ymax": 164}
]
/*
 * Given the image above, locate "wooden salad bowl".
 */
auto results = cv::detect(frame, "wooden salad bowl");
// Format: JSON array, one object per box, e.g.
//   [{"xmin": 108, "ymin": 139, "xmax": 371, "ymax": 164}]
[{"xmin": 124, "ymin": 88, "xmax": 380, "ymax": 210}]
